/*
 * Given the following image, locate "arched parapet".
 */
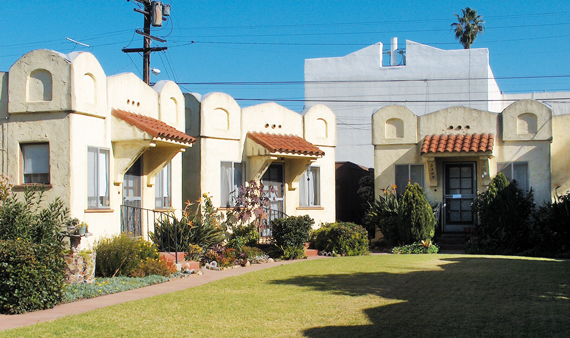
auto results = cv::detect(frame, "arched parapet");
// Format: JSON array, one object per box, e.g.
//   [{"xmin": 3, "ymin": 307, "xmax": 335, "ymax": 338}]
[
  {"xmin": 303, "ymin": 104, "xmax": 337, "ymax": 147},
  {"xmin": 8, "ymin": 49, "xmax": 72, "ymax": 114},
  {"xmin": 154, "ymin": 80, "xmax": 185, "ymax": 130},
  {"xmin": 200, "ymin": 92, "xmax": 241, "ymax": 140},
  {"xmin": 107, "ymin": 72, "xmax": 159, "ymax": 119},
  {"xmin": 183, "ymin": 93, "xmax": 201, "ymax": 137},
  {"xmin": 242, "ymin": 102, "xmax": 303, "ymax": 136},
  {"xmin": 419, "ymin": 106, "xmax": 498, "ymax": 137},
  {"xmin": 502, "ymin": 99, "xmax": 552, "ymax": 141},
  {"xmin": 69, "ymin": 52, "xmax": 107, "ymax": 118},
  {"xmin": 372, "ymin": 105, "xmax": 417, "ymax": 145}
]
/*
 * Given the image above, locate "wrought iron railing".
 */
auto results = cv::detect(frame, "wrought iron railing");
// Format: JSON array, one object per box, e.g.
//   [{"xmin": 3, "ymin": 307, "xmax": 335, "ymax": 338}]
[
  {"xmin": 119, "ymin": 205, "xmax": 180, "ymax": 263},
  {"xmin": 257, "ymin": 207, "xmax": 288, "ymax": 244}
]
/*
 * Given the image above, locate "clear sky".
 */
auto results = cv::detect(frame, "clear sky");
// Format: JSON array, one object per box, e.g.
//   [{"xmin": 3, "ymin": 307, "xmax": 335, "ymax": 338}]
[{"xmin": 2, "ymin": 0, "xmax": 570, "ymax": 112}]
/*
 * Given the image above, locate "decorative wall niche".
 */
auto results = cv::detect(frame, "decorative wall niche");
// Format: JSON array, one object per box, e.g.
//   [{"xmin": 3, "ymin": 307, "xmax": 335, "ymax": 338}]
[
  {"xmin": 517, "ymin": 113, "xmax": 537, "ymax": 134},
  {"xmin": 385, "ymin": 118, "xmax": 404, "ymax": 138},
  {"xmin": 316, "ymin": 118, "xmax": 328, "ymax": 138},
  {"xmin": 27, "ymin": 69, "xmax": 52, "ymax": 102}
]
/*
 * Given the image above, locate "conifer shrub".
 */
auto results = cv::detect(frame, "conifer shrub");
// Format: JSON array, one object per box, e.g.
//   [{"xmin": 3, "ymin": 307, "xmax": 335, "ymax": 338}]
[
  {"xmin": 271, "ymin": 215, "xmax": 313, "ymax": 259},
  {"xmin": 468, "ymin": 173, "xmax": 534, "ymax": 254},
  {"xmin": 397, "ymin": 183, "xmax": 435, "ymax": 244},
  {"xmin": 313, "ymin": 222, "xmax": 369, "ymax": 256}
]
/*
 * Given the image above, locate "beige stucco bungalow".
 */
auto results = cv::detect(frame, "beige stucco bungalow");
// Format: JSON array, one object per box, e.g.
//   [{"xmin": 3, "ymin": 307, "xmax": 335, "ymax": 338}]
[
  {"xmin": 183, "ymin": 92, "xmax": 337, "ymax": 226},
  {"xmin": 0, "ymin": 49, "xmax": 194, "ymax": 245},
  {"xmin": 372, "ymin": 99, "xmax": 569, "ymax": 233}
]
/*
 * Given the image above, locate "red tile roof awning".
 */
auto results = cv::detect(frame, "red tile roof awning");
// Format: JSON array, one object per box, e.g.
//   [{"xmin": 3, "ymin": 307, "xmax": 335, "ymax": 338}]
[
  {"xmin": 421, "ymin": 133, "xmax": 494, "ymax": 154},
  {"xmin": 112, "ymin": 109, "xmax": 195, "ymax": 145},
  {"xmin": 247, "ymin": 132, "xmax": 325, "ymax": 157}
]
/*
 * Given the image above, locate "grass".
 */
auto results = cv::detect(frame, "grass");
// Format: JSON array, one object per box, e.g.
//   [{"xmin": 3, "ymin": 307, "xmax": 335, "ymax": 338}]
[{"xmin": 2, "ymin": 254, "xmax": 570, "ymax": 337}]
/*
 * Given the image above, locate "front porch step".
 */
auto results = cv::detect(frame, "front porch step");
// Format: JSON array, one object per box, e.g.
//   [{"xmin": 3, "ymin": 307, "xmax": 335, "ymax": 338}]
[{"xmin": 436, "ymin": 234, "xmax": 467, "ymax": 252}]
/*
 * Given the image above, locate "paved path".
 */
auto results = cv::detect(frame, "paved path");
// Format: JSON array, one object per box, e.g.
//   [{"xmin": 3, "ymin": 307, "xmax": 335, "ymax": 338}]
[{"xmin": 0, "ymin": 256, "xmax": 330, "ymax": 332}]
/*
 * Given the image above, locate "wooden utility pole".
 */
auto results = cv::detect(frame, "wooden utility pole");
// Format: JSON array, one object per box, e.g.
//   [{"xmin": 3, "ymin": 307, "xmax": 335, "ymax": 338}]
[{"xmin": 123, "ymin": 0, "xmax": 169, "ymax": 84}]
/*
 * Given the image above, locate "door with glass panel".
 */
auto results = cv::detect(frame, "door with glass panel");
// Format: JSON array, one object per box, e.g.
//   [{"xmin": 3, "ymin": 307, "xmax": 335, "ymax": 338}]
[
  {"xmin": 122, "ymin": 157, "xmax": 142, "ymax": 236},
  {"xmin": 261, "ymin": 164, "xmax": 284, "ymax": 237},
  {"xmin": 443, "ymin": 162, "xmax": 476, "ymax": 232}
]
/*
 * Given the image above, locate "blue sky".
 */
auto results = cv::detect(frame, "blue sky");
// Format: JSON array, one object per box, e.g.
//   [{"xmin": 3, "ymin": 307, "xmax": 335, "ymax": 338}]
[{"xmin": 2, "ymin": 0, "xmax": 570, "ymax": 112}]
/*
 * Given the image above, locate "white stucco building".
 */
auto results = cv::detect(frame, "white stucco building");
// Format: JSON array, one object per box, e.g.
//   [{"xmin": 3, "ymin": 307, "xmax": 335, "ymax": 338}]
[
  {"xmin": 0, "ymin": 49, "xmax": 194, "ymax": 245},
  {"xmin": 372, "ymin": 100, "xmax": 564, "ymax": 232},
  {"xmin": 305, "ymin": 39, "xmax": 570, "ymax": 168},
  {"xmin": 183, "ymin": 92, "xmax": 337, "ymax": 227}
]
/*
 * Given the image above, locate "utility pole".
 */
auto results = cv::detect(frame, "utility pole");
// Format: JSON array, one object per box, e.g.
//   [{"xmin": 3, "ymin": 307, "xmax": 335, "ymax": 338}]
[{"xmin": 123, "ymin": 0, "xmax": 170, "ymax": 84}]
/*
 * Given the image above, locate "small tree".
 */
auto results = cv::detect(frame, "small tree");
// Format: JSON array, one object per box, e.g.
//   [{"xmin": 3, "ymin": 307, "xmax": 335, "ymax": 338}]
[{"xmin": 397, "ymin": 183, "xmax": 435, "ymax": 244}]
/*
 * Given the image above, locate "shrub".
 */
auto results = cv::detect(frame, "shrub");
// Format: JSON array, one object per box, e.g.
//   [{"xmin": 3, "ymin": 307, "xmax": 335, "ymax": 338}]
[
  {"xmin": 397, "ymin": 183, "xmax": 435, "ymax": 244},
  {"xmin": 528, "ymin": 189, "xmax": 570, "ymax": 257},
  {"xmin": 130, "ymin": 257, "xmax": 177, "ymax": 277},
  {"xmin": 313, "ymin": 222, "xmax": 369, "ymax": 256},
  {"xmin": 242, "ymin": 246, "xmax": 265, "ymax": 259},
  {"xmin": 365, "ymin": 185, "xmax": 402, "ymax": 244},
  {"xmin": 227, "ymin": 224, "xmax": 260, "ymax": 253},
  {"xmin": 271, "ymin": 215, "xmax": 313, "ymax": 259},
  {"xmin": 468, "ymin": 173, "xmax": 535, "ymax": 254},
  {"xmin": 95, "ymin": 235, "xmax": 158, "ymax": 277},
  {"xmin": 150, "ymin": 194, "xmax": 225, "ymax": 253},
  {"xmin": 0, "ymin": 187, "xmax": 69, "ymax": 314},
  {"xmin": 392, "ymin": 240, "xmax": 439, "ymax": 254},
  {"xmin": 201, "ymin": 243, "xmax": 245, "ymax": 267}
]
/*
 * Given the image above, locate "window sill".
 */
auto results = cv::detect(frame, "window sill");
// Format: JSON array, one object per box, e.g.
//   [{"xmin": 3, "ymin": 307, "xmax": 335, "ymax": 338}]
[
  {"xmin": 13, "ymin": 184, "xmax": 53, "ymax": 191},
  {"xmin": 84, "ymin": 208, "xmax": 114, "ymax": 213},
  {"xmin": 217, "ymin": 207, "xmax": 235, "ymax": 211},
  {"xmin": 296, "ymin": 206, "xmax": 324, "ymax": 211}
]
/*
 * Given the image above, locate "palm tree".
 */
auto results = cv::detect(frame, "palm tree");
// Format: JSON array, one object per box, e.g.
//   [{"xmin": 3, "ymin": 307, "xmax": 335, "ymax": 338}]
[{"xmin": 451, "ymin": 7, "xmax": 485, "ymax": 49}]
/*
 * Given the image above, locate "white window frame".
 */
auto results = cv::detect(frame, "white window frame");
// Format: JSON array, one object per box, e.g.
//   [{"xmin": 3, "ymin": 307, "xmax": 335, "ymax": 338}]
[
  {"xmin": 155, "ymin": 162, "xmax": 171, "ymax": 209},
  {"xmin": 221, "ymin": 162, "xmax": 243, "ymax": 207},
  {"xmin": 498, "ymin": 162, "xmax": 529, "ymax": 191},
  {"xmin": 395, "ymin": 164, "xmax": 424, "ymax": 195},
  {"xmin": 87, "ymin": 147, "xmax": 110, "ymax": 209},
  {"xmin": 21, "ymin": 142, "xmax": 50, "ymax": 184},
  {"xmin": 299, "ymin": 166, "xmax": 321, "ymax": 207}
]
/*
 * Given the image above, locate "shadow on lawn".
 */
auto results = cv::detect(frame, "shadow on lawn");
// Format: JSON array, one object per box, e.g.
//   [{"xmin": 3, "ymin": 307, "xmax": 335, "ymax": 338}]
[{"xmin": 269, "ymin": 256, "xmax": 570, "ymax": 338}]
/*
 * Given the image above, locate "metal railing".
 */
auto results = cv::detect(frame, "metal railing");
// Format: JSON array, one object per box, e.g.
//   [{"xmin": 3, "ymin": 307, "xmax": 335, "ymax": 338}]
[
  {"xmin": 257, "ymin": 207, "xmax": 287, "ymax": 244},
  {"xmin": 119, "ymin": 204, "xmax": 180, "ymax": 263}
]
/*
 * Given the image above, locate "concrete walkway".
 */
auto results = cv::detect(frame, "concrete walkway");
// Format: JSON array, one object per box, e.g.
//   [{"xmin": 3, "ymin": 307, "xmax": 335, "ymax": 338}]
[{"xmin": 0, "ymin": 256, "xmax": 329, "ymax": 332}]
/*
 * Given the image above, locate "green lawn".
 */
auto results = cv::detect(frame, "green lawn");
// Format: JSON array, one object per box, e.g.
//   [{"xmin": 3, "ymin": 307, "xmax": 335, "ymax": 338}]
[{"xmin": 3, "ymin": 254, "xmax": 569, "ymax": 337}]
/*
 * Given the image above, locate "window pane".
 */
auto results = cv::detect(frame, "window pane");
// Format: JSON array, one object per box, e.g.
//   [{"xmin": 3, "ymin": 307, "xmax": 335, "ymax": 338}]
[
  {"xmin": 22, "ymin": 143, "xmax": 49, "ymax": 184},
  {"xmin": 410, "ymin": 165, "xmax": 424, "ymax": 188},
  {"xmin": 233, "ymin": 163, "xmax": 242, "ymax": 193},
  {"xmin": 513, "ymin": 163, "xmax": 528, "ymax": 191},
  {"xmin": 311, "ymin": 167, "xmax": 320, "ymax": 206},
  {"xmin": 299, "ymin": 170, "xmax": 308, "ymax": 207},
  {"xmin": 395, "ymin": 165, "xmax": 409, "ymax": 195},
  {"xmin": 220, "ymin": 162, "xmax": 232, "ymax": 207},
  {"xmin": 88, "ymin": 147, "xmax": 109, "ymax": 208},
  {"xmin": 87, "ymin": 148, "xmax": 97, "ymax": 206}
]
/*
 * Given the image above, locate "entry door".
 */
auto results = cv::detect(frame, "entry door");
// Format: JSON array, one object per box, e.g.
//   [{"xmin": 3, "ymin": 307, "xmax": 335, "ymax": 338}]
[
  {"xmin": 443, "ymin": 162, "xmax": 476, "ymax": 232},
  {"xmin": 122, "ymin": 157, "xmax": 142, "ymax": 236},
  {"xmin": 262, "ymin": 164, "xmax": 285, "ymax": 229}
]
